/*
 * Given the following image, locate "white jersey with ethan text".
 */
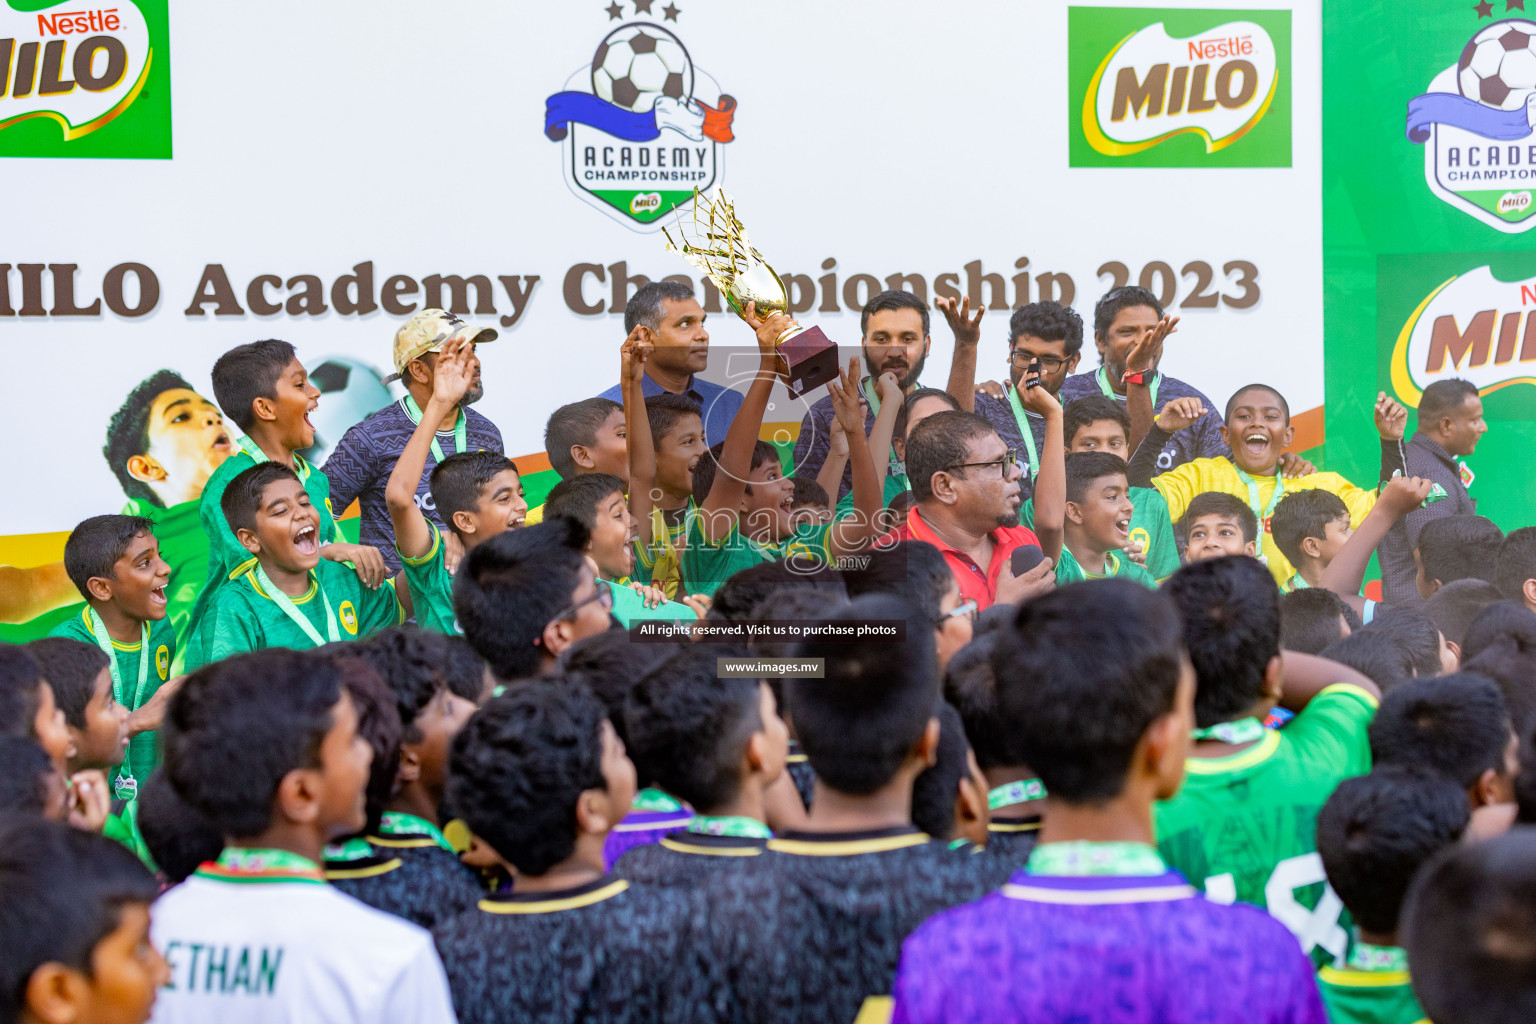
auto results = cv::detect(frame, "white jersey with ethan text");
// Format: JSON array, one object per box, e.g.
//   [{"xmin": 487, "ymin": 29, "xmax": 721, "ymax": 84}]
[{"xmin": 148, "ymin": 856, "xmax": 458, "ymax": 1024}]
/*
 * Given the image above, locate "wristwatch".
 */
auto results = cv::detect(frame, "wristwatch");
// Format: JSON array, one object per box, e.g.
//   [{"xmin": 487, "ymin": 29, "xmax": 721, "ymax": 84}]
[{"xmin": 1122, "ymin": 369, "xmax": 1150, "ymax": 386}]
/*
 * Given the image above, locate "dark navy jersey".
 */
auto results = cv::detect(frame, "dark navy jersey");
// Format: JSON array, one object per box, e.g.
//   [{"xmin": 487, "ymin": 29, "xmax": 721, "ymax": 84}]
[
  {"xmin": 615, "ymin": 831, "xmax": 769, "ymax": 887},
  {"xmin": 327, "ymin": 840, "xmax": 483, "ymax": 931},
  {"xmin": 322, "ymin": 400, "xmax": 504, "ymax": 571},
  {"xmin": 432, "ymin": 875, "xmax": 724, "ymax": 1024},
  {"xmin": 1059, "ymin": 370, "xmax": 1230, "ymax": 473}
]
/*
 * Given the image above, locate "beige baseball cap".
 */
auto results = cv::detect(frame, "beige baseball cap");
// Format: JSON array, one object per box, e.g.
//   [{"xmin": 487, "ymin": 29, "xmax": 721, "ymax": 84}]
[{"xmin": 385, "ymin": 308, "xmax": 498, "ymax": 383}]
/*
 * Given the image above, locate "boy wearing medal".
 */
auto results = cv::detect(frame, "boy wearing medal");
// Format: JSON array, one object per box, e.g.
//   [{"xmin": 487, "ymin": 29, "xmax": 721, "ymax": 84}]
[
  {"xmin": 50, "ymin": 515, "xmax": 179, "ymax": 803},
  {"xmin": 1129, "ymin": 384, "xmax": 1404, "ymax": 586},
  {"xmin": 187, "ymin": 339, "xmax": 387, "ymax": 654},
  {"xmin": 183, "ymin": 464, "xmax": 404, "ymax": 670}
]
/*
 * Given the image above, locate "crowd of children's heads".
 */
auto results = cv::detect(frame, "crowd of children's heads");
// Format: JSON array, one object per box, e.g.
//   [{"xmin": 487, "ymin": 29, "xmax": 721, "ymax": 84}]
[{"xmin": 10, "ymin": 282, "xmax": 1536, "ymax": 1024}]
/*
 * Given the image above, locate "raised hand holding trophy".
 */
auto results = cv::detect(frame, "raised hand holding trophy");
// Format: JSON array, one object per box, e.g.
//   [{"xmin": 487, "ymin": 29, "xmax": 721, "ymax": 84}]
[{"xmin": 663, "ymin": 188, "xmax": 840, "ymax": 398}]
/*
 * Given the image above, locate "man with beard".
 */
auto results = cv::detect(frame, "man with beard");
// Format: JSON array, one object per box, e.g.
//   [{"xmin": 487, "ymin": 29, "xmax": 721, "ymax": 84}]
[
  {"xmin": 324, "ymin": 309, "xmax": 504, "ymax": 572},
  {"xmin": 794, "ymin": 290, "xmax": 930, "ymax": 501},
  {"xmin": 878, "ymin": 411, "xmax": 1056, "ymax": 611}
]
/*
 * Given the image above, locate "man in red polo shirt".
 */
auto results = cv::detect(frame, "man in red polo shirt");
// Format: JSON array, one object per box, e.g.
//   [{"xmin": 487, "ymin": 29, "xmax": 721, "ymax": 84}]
[{"xmin": 879, "ymin": 410, "xmax": 1056, "ymax": 610}]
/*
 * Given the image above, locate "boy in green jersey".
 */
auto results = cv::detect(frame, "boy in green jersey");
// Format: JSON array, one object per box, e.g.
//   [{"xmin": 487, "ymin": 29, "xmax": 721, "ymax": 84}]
[
  {"xmin": 184, "ymin": 464, "xmax": 404, "ymax": 669},
  {"xmin": 49, "ymin": 515, "xmax": 179, "ymax": 801},
  {"xmin": 187, "ymin": 340, "xmax": 387, "ymax": 654},
  {"xmin": 104, "ymin": 369, "xmax": 236, "ymax": 638},
  {"xmin": 1315, "ymin": 766, "xmax": 1468, "ymax": 1024},
  {"xmin": 386, "ymin": 337, "xmax": 526, "ymax": 635},
  {"xmin": 544, "ymin": 474, "xmax": 703, "ymax": 626},
  {"xmin": 1054, "ymin": 452, "xmax": 1156, "ymax": 588},
  {"xmin": 1157, "ymin": 554, "xmax": 1382, "ymax": 967},
  {"xmin": 1055, "ymin": 395, "xmax": 1178, "ymax": 581},
  {"xmin": 681, "ymin": 307, "xmax": 886, "ymax": 598}
]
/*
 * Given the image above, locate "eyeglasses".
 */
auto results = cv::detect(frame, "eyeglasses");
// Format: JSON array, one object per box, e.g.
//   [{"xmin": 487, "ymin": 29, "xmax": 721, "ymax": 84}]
[
  {"xmin": 553, "ymin": 582, "xmax": 614, "ymax": 623},
  {"xmin": 946, "ymin": 449, "xmax": 1019, "ymax": 477},
  {"xmin": 934, "ymin": 599, "xmax": 979, "ymax": 626},
  {"xmin": 1008, "ymin": 351, "xmax": 1069, "ymax": 372}
]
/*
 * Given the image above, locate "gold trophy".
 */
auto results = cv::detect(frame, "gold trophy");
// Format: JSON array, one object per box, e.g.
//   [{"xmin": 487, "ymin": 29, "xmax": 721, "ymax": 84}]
[{"xmin": 663, "ymin": 187, "xmax": 840, "ymax": 398}]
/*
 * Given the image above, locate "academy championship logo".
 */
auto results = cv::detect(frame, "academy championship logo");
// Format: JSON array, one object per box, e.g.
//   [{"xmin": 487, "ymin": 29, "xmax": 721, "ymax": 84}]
[
  {"xmin": 1389, "ymin": 264, "xmax": 1536, "ymax": 405},
  {"xmin": 0, "ymin": 0, "xmax": 169, "ymax": 158},
  {"xmin": 1407, "ymin": 19, "xmax": 1536, "ymax": 232},
  {"xmin": 1069, "ymin": 7, "xmax": 1290, "ymax": 167},
  {"xmin": 544, "ymin": 5, "xmax": 736, "ymax": 230}
]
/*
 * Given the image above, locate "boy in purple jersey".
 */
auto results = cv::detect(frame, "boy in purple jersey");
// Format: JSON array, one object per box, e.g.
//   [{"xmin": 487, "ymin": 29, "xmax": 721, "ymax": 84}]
[{"xmin": 891, "ymin": 580, "xmax": 1325, "ymax": 1024}]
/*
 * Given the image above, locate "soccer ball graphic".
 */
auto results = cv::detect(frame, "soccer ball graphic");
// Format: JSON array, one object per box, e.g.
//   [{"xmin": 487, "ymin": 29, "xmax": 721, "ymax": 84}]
[
  {"xmin": 1458, "ymin": 19, "xmax": 1536, "ymax": 110},
  {"xmin": 591, "ymin": 24, "xmax": 693, "ymax": 113},
  {"xmin": 299, "ymin": 356, "xmax": 394, "ymax": 466}
]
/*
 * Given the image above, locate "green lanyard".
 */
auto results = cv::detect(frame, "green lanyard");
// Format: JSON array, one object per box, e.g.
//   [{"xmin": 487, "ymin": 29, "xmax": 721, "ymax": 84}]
[
  {"xmin": 1004, "ymin": 383, "xmax": 1041, "ymax": 481},
  {"xmin": 988, "ymin": 778, "xmax": 1047, "ymax": 810},
  {"xmin": 859, "ymin": 377, "xmax": 906, "ymax": 478},
  {"xmin": 402, "ymin": 395, "xmax": 467, "ymax": 465},
  {"xmin": 1233, "ymin": 466, "xmax": 1284, "ymax": 560},
  {"xmin": 1347, "ymin": 942, "xmax": 1409, "ymax": 973},
  {"xmin": 1027, "ymin": 841, "xmax": 1168, "ymax": 877},
  {"xmin": 378, "ymin": 811, "xmax": 453, "ymax": 851},
  {"xmin": 1096, "ymin": 366, "xmax": 1161, "ymax": 409},
  {"xmin": 688, "ymin": 815, "xmax": 772, "ymax": 839},
  {"xmin": 86, "ymin": 609, "xmax": 147, "ymax": 801},
  {"xmin": 216, "ymin": 847, "xmax": 323, "ymax": 877},
  {"xmin": 630, "ymin": 787, "xmax": 685, "ymax": 813},
  {"xmin": 324, "ymin": 837, "xmax": 376, "ymax": 863},
  {"xmin": 237, "ymin": 436, "xmax": 310, "ymax": 482},
  {"xmin": 1285, "ymin": 574, "xmax": 1311, "ymax": 592},
  {"xmin": 1191, "ymin": 716, "xmax": 1267, "ymax": 745},
  {"xmin": 252, "ymin": 565, "xmax": 337, "ymax": 647}
]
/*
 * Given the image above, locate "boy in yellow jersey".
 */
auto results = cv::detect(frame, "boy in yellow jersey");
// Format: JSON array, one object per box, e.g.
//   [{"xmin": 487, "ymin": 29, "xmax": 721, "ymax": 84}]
[
  {"xmin": 183, "ymin": 464, "xmax": 404, "ymax": 669},
  {"xmin": 386, "ymin": 338, "xmax": 526, "ymax": 635},
  {"xmin": 1128, "ymin": 385, "xmax": 1406, "ymax": 586},
  {"xmin": 1316, "ymin": 766, "xmax": 1468, "ymax": 1024}
]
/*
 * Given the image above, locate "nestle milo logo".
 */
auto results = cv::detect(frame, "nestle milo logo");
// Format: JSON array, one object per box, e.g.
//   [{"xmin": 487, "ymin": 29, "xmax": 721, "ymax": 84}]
[
  {"xmin": 1390, "ymin": 264, "xmax": 1536, "ymax": 405},
  {"xmin": 0, "ymin": 0, "xmax": 169, "ymax": 158},
  {"xmin": 1069, "ymin": 7, "xmax": 1291, "ymax": 168}
]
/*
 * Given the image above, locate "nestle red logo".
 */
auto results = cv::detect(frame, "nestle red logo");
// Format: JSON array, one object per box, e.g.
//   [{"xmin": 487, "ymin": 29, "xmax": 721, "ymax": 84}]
[
  {"xmin": 1187, "ymin": 34, "xmax": 1253, "ymax": 60},
  {"xmin": 36, "ymin": 8, "xmax": 122, "ymax": 36}
]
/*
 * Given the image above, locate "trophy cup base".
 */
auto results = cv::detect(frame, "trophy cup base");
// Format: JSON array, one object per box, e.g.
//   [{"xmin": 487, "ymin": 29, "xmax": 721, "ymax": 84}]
[{"xmin": 776, "ymin": 326, "xmax": 840, "ymax": 399}]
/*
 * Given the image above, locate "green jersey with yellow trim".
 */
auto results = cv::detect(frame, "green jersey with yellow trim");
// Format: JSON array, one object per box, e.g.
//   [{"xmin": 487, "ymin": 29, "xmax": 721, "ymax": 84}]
[
  {"xmin": 183, "ymin": 558, "xmax": 402, "ymax": 670},
  {"xmin": 48, "ymin": 608, "xmax": 176, "ymax": 795},
  {"xmin": 1053, "ymin": 546, "xmax": 1157, "ymax": 588},
  {"xmin": 1023, "ymin": 486, "xmax": 1178, "ymax": 582},
  {"xmin": 633, "ymin": 506, "xmax": 688, "ymax": 598},
  {"xmin": 399, "ymin": 522, "xmax": 458, "ymax": 635},
  {"xmin": 183, "ymin": 449, "xmax": 338, "ymax": 656},
  {"xmin": 1154, "ymin": 684, "xmax": 1379, "ymax": 968},
  {"xmin": 679, "ymin": 500, "xmax": 834, "ymax": 599},
  {"xmin": 1317, "ymin": 958, "xmax": 1426, "ymax": 1024}
]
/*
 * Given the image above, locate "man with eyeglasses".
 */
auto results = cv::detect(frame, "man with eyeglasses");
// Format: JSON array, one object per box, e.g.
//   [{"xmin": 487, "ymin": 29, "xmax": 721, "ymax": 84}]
[
  {"xmin": 939, "ymin": 298, "xmax": 1085, "ymax": 504},
  {"xmin": 877, "ymin": 410, "xmax": 1056, "ymax": 612}
]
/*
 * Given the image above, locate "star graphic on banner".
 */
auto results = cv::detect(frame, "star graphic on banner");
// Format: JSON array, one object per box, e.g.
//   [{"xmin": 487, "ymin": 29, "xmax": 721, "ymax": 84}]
[
  {"xmin": 1475, "ymin": 0, "xmax": 1495, "ymax": 16},
  {"xmin": 1510, "ymin": 0, "xmax": 1527, "ymax": 11},
  {"xmin": 634, "ymin": 0, "xmax": 654, "ymax": 11},
  {"xmin": 663, "ymin": 2, "xmax": 681, "ymax": 19},
  {"xmin": 605, "ymin": 1, "xmax": 624, "ymax": 19}
]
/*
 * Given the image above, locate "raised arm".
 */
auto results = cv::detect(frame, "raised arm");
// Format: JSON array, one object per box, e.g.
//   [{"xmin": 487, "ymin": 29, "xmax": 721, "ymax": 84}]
[
  {"xmin": 385, "ymin": 338, "xmax": 473, "ymax": 561},
  {"xmin": 699, "ymin": 305, "xmax": 795, "ymax": 541},
  {"xmin": 1276, "ymin": 649, "xmax": 1382, "ymax": 712},
  {"xmin": 815, "ymin": 414, "xmax": 850, "ymax": 502},
  {"xmin": 1122, "ymin": 314, "xmax": 1179, "ymax": 455},
  {"xmin": 866, "ymin": 371, "xmax": 904, "ymax": 497},
  {"xmin": 1126, "ymin": 397, "xmax": 1204, "ymax": 488},
  {"xmin": 1320, "ymin": 474, "xmax": 1431, "ymax": 603},
  {"xmin": 1021, "ymin": 376, "xmax": 1064, "ymax": 563},
  {"xmin": 938, "ymin": 295, "xmax": 984, "ymax": 413},
  {"xmin": 829, "ymin": 358, "xmax": 888, "ymax": 558},
  {"xmin": 620, "ymin": 329, "xmax": 657, "ymax": 548},
  {"xmin": 1375, "ymin": 392, "xmax": 1409, "ymax": 484}
]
